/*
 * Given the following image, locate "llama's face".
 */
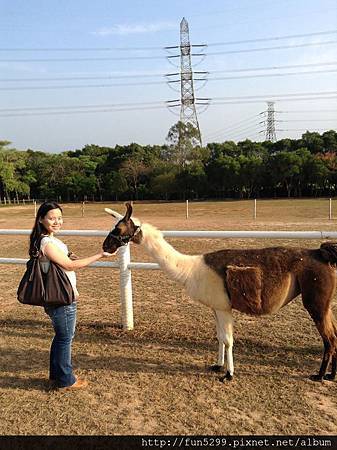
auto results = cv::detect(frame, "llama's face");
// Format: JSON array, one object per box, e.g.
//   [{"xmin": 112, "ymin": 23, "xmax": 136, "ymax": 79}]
[{"xmin": 103, "ymin": 203, "xmax": 142, "ymax": 253}]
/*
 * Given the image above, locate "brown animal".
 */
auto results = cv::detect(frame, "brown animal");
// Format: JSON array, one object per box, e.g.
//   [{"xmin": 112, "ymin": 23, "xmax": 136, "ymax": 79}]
[{"xmin": 103, "ymin": 203, "xmax": 337, "ymax": 382}]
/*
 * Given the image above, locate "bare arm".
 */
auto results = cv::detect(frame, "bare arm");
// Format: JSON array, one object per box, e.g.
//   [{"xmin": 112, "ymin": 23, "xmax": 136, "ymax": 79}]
[{"xmin": 43, "ymin": 242, "xmax": 112, "ymax": 271}]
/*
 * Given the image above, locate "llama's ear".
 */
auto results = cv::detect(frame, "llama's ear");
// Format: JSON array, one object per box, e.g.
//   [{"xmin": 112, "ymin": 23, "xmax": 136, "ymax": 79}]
[
  {"xmin": 104, "ymin": 208, "xmax": 124, "ymax": 220},
  {"xmin": 125, "ymin": 202, "xmax": 133, "ymax": 221}
]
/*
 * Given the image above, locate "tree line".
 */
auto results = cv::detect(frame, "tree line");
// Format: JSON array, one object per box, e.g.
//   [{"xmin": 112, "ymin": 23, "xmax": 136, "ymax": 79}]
[{"xmin": 1, "ymin": 124, "xmax": 337, "ymax": 202}]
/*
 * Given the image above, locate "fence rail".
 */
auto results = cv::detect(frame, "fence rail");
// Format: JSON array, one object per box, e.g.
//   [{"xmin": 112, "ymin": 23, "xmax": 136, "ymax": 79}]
[{"xmin": 1, "ymin": 228, "xmax": 337, "ymax": 330}]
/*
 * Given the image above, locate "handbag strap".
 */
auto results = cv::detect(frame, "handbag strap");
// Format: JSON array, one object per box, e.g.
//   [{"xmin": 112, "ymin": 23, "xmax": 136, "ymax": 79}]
[{"xmin": 31, "ymin": 235, "xmax": 44, "ymax": 259}]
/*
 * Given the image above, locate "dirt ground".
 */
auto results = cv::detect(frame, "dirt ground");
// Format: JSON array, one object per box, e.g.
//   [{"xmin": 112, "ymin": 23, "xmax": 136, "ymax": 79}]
[{"xmin": 1, "ymin": 199, "xmax": 337, "ymax": 435}]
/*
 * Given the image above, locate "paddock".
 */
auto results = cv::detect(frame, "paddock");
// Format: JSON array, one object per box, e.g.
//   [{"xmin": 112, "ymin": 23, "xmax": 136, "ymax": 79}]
[{"xmin": 1, "ymin": 200, "xmax": 337, "ymax": 435}]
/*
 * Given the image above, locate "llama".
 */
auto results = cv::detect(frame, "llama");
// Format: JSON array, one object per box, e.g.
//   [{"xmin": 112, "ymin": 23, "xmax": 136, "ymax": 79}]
[{"xmin": 103, "ymin": 203, "xmax": 337, "ymax": 382}]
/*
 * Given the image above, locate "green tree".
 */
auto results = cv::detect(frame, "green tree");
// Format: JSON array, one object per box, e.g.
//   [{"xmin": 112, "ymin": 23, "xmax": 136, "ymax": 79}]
[
  {"xmin": 0, "ymin": 144, "xmax": 30, "ymax": 200},
  {"xmin": 237, "ymin": 154, "xmax": 264, "ymax": 198},
  {"xmin": 267, "ymin": 151, "xmax": 303, "ymax": 197},
  {"xmin": 300, "ymin": 131, "xmax": 324, "ymax": 154},
  {"xmin": 166, "ymin": 121, "xmax": 201, "ymax": 168}
]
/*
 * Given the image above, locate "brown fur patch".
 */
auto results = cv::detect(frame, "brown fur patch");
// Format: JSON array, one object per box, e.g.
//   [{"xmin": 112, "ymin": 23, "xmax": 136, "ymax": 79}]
[{"xmin": 226, "ymin": 266, "xmax": 262, "ymax": 314}]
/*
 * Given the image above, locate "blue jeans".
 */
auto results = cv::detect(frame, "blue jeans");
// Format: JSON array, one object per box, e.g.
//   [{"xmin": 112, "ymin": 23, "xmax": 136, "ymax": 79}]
[{"xmin": 44, "ymin": 302, "xmax": 77, "ymax": 387}]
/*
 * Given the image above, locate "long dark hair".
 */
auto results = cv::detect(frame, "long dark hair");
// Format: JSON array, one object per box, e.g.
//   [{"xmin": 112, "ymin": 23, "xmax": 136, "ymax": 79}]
[{"xmin": 29, "ymin": 201, "xmax": 63, "ymax": 257}]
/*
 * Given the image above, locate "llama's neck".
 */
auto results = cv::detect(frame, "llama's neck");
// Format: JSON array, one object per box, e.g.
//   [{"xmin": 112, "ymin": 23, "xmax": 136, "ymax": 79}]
[{"xmin": 139, "ymin": 223, "xmax": 197, "ymax": 285}]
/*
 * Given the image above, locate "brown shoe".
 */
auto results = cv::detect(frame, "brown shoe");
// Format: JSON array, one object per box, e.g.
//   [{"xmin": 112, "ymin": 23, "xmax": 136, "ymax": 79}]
[{"xmin": 61, "ymin": 378, "xmax": 88, "ymax": 390}]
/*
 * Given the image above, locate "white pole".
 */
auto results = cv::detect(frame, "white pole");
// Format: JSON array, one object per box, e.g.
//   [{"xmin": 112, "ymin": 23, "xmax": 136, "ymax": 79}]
[
  {"xmin": 81, "ymin": 201, "xmax": 85, "ymax": 217},
  {"xmin": 254, "ymin": 199, "xmax": 257, "ymax": 220},
  {"xmin": 118, "ymin": 244, "xmax": 134, "ymax": 330},
  {"xmin": 34, "ymin": 201, "xmax": 37, "ymax": 217},
  {"xmin": 186, "ymin": 200, "xmax": 189, "ymax": 219},
  {"xmin": 329, "ymin": 198, "xmax": 332, "ymax": 220}
]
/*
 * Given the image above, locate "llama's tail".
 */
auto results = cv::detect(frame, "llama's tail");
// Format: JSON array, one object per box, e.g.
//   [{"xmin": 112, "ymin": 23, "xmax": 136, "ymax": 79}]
[{"xmin": 319, "ymin": 242, "xmax": 337, "ymax": 265}]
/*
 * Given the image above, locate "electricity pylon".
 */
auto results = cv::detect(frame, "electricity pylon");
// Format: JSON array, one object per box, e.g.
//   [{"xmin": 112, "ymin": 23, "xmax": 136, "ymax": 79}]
[
  {"xmin": 265, "ymin": 101, "xmax": 277, "ymax": 142},
  {"xmin": 166, "ymin": 18, "xmax": 207, "ymax": 146},
  {"xmin": 179, "ymin": 17, "xmax": 202, "ymax": 146}
]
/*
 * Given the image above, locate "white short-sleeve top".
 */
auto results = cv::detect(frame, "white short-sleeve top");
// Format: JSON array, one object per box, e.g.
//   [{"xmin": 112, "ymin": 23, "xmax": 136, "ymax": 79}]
[{"xmin": 40, "ymin": 235, "xmax": 79, "ymax": 299}]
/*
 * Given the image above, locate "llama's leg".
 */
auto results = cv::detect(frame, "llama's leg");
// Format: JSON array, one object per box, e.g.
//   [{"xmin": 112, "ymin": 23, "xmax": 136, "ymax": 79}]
[
  {"xmin": 324, "ymin": 320, "xmax": 337, "ymax": 381},
  {"xmin": 213, "ymin": 309, "xmax": 234, "ymax": 382},
  {"xmin": 300, "ymin": 271, "xmax": 337, "ymax": 381},
  {"xmin": 209, "ymin": 309, "xmax": 225, "ymax": 372},
  {"xmin": 305, "ymin": 308, "xmax": 336, "ymax": 381},
  {"xmin": 325, "ymin": 355, "xmax": 336, "ymax": 381}
]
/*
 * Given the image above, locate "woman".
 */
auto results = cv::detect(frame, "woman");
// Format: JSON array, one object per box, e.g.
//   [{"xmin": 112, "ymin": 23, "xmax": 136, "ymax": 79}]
[{"xmin": 29, "ymin": 201, "xmax": 112, "ymax": 390}]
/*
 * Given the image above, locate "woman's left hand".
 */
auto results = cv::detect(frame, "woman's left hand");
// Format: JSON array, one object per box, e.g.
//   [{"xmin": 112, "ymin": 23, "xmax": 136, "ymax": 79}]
[
  {"xmin": 102, "ymin": 251, "xmax": 115, "ymax": 257},
  {"xmin": 68, "ymin": 251, "xmax": 79, "ymax": 260}
]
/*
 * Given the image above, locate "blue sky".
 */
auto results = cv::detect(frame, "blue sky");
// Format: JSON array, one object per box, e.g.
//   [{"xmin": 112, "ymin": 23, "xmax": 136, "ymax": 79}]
[{"xmin": 1, "ymin": 0, "xmax": 337, "ymax": 153}]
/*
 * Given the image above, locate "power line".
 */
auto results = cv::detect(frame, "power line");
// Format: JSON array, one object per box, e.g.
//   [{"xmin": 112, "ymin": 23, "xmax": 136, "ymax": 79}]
[
  {"xmin": 165, "ymin": 30, "xmax": 337, "ymax": 50},
  {"xmin": 0, "ymin": 54, "xmax": 167, "ymax": 63},
  {"xmin": 220, "ymin": 123, "xmax": 263, "ymax": 140},
  {"xmin": 277, "ymin": 119, "xmax": 337, "ymax": 122},
  {"xmin": 0, "ymin": 72, "xmax": 166, "ymax": 82},
  {"xmin": 169, "ymin": 68, "xmax": 337, "ymax": 84},
  {"xmin": 278, "ymin": 109, "xmax": 337, "ymax": 113},
  {"xmin": 210, "ymin": 97, "xmax": 337, "ymax": 105},
  {"xmin": 2, "ymin": 29, "xmax": 334, "ymax": 52},
  {"xmin": 212, "ymin": 91, "xmax": 337, "ymax": 100},
  {"xmin": 204, "ymin": 40, "xmax": 337, "ymax": 57},
  {"xmin": 2, "ymin": 61, "xmax": 335, "ymax": 84},
  {"xmin": 2, "ymin": 70, "xmax": 336, "ymax": 92},
  {"xmin": 277, "ymin": 128, "xmax": 332, "ymax": 132},
  {"xmin": 2, "ymin": 40, "xmax": 337, "ymax": 63},
  {"xmin": 0, "ymin": 105, "xmax": 165, "ymax": 118},
  {"xmin": 204, "ymin": 114, "xmax": 261, "ymax": 139},
  {"xmin": 204, "ymin": 29, "xmax": 337, "ymax": 47},
  {"xmin": 0, "ymin": 100, "xmax": 164, "ymax": 112},
  {"xmin": 208, "ymin": 61, "xmax": 337, "ymax": 74},
  {"xmin": 0, "ymin": 46, "xmax": 162, "ymax": 52},
  {"xmin": 0, "ymin": 80, "xmax": 167, "ymax": 91},
  {"xmin": 1, "ymin": 92, "xmax": 336, "ymax": 117}
]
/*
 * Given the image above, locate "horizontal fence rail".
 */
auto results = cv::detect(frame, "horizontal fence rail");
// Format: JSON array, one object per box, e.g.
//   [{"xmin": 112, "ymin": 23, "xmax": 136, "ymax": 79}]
[{"xmin": 1, "ymin": 228, "xmax": 337, "ymax": 330}]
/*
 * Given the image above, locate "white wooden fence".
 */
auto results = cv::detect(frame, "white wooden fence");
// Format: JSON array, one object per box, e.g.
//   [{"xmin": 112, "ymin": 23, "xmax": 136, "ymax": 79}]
[{"xmin": 1, "ymin": 228, "xmax": 337, "ymax": 331}]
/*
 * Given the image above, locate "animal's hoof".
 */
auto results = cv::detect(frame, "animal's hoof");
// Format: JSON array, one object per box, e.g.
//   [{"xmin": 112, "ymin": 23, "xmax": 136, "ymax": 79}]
[
  {"xmin": 209, "ymin": 364, "xmax": 224, "ymax": 372},
  {"xmin": 309, "ymin": 374, "xmax": 323, "ymax": 382},
  {"xmin": 219, "ymin": 371, "xmax": 233, "ymax": 382},
  {"xmin": 323, "ymin": 373, "xmax": 336, "ymax": 381}
]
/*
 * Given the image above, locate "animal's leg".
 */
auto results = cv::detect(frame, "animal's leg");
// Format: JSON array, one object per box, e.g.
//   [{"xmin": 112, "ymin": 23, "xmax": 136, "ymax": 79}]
[
  {"xmin": 324, "ymin": 320, "xmax": 337, "ymax": 381},
  {"xmin": 209, "ymin": 309, "xmax": 225, "ymax": 372},
  {"xmin": 300, "ymin": 271, "xmax": 337, "ymax": 382},
  {"xmin": 305, "ymin": 308, "xmax": 336, "ymax": 382},
  {"xmin": 213, "ymin": 310, "xmax": 234, "ymax": 382}
]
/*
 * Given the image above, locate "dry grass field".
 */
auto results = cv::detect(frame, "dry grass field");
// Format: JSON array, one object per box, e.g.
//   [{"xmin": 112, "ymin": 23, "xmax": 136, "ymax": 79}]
[{"xmin": 1, "ymin": 199, "xmax": 337, "ymax": 435}]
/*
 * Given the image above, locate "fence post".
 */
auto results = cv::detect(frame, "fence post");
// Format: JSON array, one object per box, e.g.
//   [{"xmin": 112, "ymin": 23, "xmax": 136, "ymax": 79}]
[{"xmin": 118, "ymin": 244, "xmax": 134, "ymax": 330}]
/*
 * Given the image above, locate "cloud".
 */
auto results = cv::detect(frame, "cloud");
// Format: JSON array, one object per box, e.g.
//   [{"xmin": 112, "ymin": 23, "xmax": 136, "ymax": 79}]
[{"xmin": 92, "ymin": 21, "xmax": 176, "ymax": 36}]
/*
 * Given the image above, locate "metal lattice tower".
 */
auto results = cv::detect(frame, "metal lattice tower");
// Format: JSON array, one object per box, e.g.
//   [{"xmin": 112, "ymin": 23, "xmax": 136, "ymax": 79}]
[
  {"xmin": 179, "ymin": 17, "xmax": 202, "ymax": 146},
  {"xmin": 265, "ymin": 101, "xmax": 277, "ymax": 142}
]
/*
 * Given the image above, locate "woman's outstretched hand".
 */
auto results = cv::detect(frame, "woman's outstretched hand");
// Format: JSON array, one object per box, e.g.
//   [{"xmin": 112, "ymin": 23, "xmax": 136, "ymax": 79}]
[{"xmin": 101, "ymin": 251, "xmax": 115, "ymax": 257}]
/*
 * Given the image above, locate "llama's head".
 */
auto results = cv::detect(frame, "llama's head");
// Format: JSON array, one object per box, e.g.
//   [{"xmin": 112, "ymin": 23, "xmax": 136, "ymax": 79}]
[{"xmin": 103, "ymin": 202, "xmax": 142, "ymax": 253}]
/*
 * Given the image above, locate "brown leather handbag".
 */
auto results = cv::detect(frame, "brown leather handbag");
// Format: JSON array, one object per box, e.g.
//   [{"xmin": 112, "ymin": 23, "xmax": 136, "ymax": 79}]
[{"xmin": 17, "ymin": 250, "xmax": 75, "ymax": 307}]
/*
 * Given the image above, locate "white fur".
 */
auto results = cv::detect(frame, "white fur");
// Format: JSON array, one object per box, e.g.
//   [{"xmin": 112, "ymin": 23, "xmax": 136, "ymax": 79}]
[
  {"xmin": 104, "ymin": 207, "xmax": 141, "ymax": 227},
  {"xmin": 104, "ymin": 208, "xmax": 124, "ymax": 221},
  {"xmin": 139, "ymin": 222, "xmax": 234, "ymax": 375}
]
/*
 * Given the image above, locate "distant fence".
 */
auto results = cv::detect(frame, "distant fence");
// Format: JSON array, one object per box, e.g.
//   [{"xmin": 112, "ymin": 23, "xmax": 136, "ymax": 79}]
[
  {"xmin": 0, "ymin": 198, "xmax": 336, "ymax": 220},
  {"xmin": 1, "ymin": 228, "xmax": 337, "ymax": 331}
]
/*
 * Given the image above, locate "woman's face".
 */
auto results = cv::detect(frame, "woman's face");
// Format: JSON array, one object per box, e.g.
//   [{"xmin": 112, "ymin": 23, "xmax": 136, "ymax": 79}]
[{"xmin": 40, "ymin": 208, "xmax": 63, "ymax": 235}]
